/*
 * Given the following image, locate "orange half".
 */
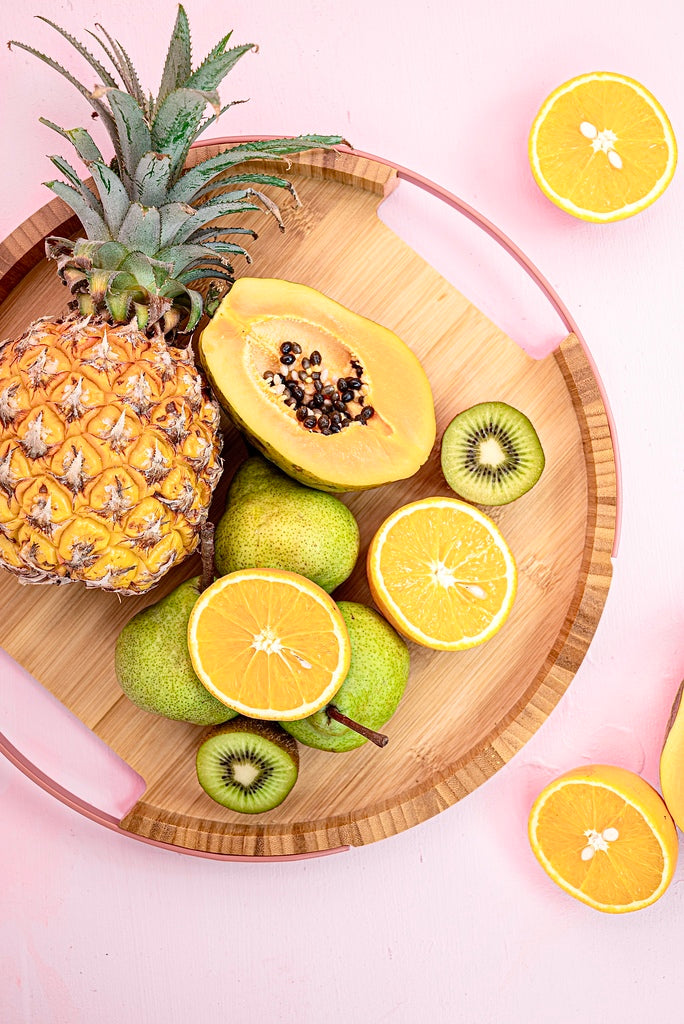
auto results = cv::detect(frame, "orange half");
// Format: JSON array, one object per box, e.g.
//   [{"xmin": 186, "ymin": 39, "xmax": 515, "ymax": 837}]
[
  {"xmin": 529, "ymin": 72, "xmax": 677, "ymax": 221},
  {"xmin": 187, "ymin": 569, "xmax": 351, "ymax": 720},
  {"xmin": 529, "ymin": 765, "xmax": 678, "ymax": 913},
  {"xmin": 367, "ymin": 497, "xmax": 517, "ymax": 651}
]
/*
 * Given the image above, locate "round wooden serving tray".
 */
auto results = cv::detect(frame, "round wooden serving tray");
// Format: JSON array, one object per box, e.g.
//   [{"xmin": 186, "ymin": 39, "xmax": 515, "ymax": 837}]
[{"xmin": 0, "ymin": 146, "xmax": 617, "ymax": 858}]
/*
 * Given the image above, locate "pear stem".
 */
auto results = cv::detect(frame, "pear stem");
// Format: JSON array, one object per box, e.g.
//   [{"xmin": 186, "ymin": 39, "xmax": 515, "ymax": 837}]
[
  {"xmin": 326, "ymin": 705, "xmax": 389, "ymax": 748},
  {"xmin": 199, "ymin": 522, "xmax": 216, "ymax": 593}
]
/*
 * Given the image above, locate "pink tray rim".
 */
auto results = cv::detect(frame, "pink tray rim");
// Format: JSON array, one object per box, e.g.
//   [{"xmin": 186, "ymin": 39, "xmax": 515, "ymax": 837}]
[{"xmin": 0, "ymin": 138, "xmax": 622, "ymax": 861}]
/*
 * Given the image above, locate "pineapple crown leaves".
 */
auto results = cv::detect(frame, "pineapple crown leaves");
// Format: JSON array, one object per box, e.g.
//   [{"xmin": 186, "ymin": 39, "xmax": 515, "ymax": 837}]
[{"xmin": 9, "ymin": 6, "xmax": 346, "ymax": 336}]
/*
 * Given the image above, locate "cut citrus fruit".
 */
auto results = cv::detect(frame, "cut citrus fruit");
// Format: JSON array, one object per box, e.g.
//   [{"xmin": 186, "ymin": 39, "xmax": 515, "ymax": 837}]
[
  {"xmin": 528, "ymin": 764, "xmax": 678, "ymax": 913},
  {"xmin": 187, "ymin": 568, "xmax": 351, "ymax": 720},
  {"xmin": 367, "ymin": 497, "xmax": 517, "ymax": 651},
  {"xmin": 529, "ymin": 71, "xmax": 677, "ymax": 222}
]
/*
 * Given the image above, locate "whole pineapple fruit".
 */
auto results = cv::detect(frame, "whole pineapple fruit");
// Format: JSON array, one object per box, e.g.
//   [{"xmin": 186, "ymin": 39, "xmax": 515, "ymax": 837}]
[{"xmin": 1, "ymin": 9, "xmax": 341, "ymax": 594}]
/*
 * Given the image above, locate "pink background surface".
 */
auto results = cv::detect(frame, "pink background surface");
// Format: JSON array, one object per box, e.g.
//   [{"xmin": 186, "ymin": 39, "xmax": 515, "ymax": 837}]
[{"xmin": 1, "ymin": 2, "xmax": 683, "ymax": 1021}]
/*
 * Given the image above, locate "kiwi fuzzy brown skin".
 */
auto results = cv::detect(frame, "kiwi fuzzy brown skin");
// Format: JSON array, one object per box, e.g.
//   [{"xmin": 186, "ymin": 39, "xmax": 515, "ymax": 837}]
[
  {"xmin": 204, "ymin": 717, "xmax": 300, "ymax": 761},
  {"xmin": 440, "ymin": 401, "xmax": 545, "ymax": 506},
  {"xmin": 196, "ymin": 717, "xmax": 299, "ymax": 814}
]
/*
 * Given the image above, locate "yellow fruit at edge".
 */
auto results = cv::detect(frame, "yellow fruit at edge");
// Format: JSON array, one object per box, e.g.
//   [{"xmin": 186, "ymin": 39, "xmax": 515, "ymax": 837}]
[
  {"xmin": 187, "ymin": 568, "xmax": 351, "ymax": 721},
  {"xmin": 659, "ymin": 680, "xmax": 684, "ymax": 829},
  {"xmin": 528, "ymin": 764, "xmax": 678, "ymax": 913},
  {"xmin": 529, "ymin": 71, "xmax": 677, "ymax": 222},
  {"xmin": 366, "ymin": 497, "xmax": 517, "ymax": 651}
]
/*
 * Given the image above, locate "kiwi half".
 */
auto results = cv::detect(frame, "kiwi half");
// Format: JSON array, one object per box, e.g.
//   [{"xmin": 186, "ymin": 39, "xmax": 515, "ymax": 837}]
[
  {"xmin": 196, "ymin": 718, "xmax": 299, "ymax": 813},
  {"xmin": 440, "ymin": 401, "xmax": 545, "ymax": 505}
]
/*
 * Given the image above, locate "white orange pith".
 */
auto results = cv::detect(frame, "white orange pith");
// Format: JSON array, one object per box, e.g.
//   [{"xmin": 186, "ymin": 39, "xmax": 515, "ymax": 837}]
[
  {"xmin": 187, "ymin": 568, "xmax": 352, "ymax": 720},
  {"xmin": 528, "ymin": 764, "xmax": 678, "ymax": 913},
  {"xmin": 367, "ymin": 497, "xmax": 517, "ymax": 651},
  {"xmin": 529, "ymin": 72, "xmax": 677, "ymax": 222}
]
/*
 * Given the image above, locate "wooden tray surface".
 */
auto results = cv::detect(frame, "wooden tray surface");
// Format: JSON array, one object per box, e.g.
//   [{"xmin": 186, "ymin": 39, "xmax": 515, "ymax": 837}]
[{"xmin": 0, "ymin": 148, "xmax": 616, "ymax": 856}]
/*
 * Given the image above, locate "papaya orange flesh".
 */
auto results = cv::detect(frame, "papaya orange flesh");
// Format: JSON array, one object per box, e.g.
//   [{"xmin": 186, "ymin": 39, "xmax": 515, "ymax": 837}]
[{"xmin": 199, "ymin": 278, "xmax": 436, "ymax": 491}]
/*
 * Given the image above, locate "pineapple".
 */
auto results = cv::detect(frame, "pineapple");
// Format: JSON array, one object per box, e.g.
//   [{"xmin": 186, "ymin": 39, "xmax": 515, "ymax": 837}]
[{"xmin": 1, "ymin": 8, "xmax": 342, "ymax": 594}]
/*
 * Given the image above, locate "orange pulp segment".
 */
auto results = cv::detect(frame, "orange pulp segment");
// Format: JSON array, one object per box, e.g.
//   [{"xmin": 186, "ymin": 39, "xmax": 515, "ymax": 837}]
[
  {"xmin": 529, "ymin": 72, "xmax": 677, "ymax": 221},
  {"xmin": 528, "ymin": 764, "xmax": 678, "ymax": 913},
  {"xmin": 187, "ymin": 569, "xmax": 351, "ymax": 720},
  {"xmin": 367, "ymin": 497, "xmax": 517, "ymax": 651}
]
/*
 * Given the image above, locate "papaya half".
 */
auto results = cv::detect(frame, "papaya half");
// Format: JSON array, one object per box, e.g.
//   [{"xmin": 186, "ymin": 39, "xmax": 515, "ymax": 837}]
[{"xmin": 199, "ymin": 278, "xmax": 436, "ymax": 491}]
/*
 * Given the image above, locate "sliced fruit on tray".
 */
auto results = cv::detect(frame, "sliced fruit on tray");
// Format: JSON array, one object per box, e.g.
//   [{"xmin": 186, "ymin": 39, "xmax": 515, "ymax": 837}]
[
  {"xmin": 199, "ymin": 277, "xmax": 436, "ymax": 492},
  {"xmin": 528, "ymin": 764, "xmax": 678, "ymax": 913},
  {"xmin": 187, "ymin": 568, "xmax": 352, "ymax": 720},
  {"xmin": 281, "ymin": 601, "xmax": 411, "ymax": 752},
  {"xmin": 215, "ymin": 455, "xmax": 359, "ymax": 592},
  {"xmin": 440, "ymin": 401, "xmax": 545, "ymax": 505},
  {"xmin": 196, "ymin": 718, "xmax": 299, "ymax": 813},
  {"xmin": 529, "ymin": 71, "xmax": 677, "ymax": 222},
  {"xmin": 367, "ymin": 497, "xmax": 517, "ymax": 651},
  {"xmin": 1, "ymin": 9, "xmax": 342, "ymax": 594},
  {"xmin": 114, "ymin": 575, "xmax": 236, "ymax": 725}
]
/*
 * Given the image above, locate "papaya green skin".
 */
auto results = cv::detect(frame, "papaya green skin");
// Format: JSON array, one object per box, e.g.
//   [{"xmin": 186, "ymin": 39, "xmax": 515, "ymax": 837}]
[
  {"xmin": 205, "ymin": 380, "xmax": 353, "ymax": 493},
  {"xmin": 280, "ymin": 602, "xmax": 411, "ymax": 752},
  {"xmin": 198, "ymin": 279, "xmax": 436, "ymax": 494}
]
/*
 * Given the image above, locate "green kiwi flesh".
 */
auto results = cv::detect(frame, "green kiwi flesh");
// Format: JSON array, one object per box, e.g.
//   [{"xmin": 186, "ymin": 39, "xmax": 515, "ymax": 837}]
[
  {"xmin": 440, "ymin": 401, "xmax": 545, "ymax": 505},
  {"xmin": 196, "ymin": 718, "xmax": 299, "ymax": 813}
]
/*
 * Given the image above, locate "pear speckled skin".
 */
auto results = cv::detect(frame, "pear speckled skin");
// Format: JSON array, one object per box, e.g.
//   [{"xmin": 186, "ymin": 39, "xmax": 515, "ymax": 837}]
[
  {"xmin": 115, "ymin": 577, "xmax": 236, "ymax": 725},
  {"xmin": 281, "ymin": 601, "xmax": 410, "ymax": 751},
  {"xmin": 214, "ymin": 457, "xmax": 360, "ymax": 593}
]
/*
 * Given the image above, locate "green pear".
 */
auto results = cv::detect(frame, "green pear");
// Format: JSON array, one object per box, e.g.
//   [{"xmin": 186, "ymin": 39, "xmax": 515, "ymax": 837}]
[
  {"xmin": 281, "ymin": 601, "xmax": 410, "ymax": 751},
  {"xmin": 114, "ymin": 577, "xmax": 236, "ymax": 725},
  {"xmin": 214, "ymin": 456, "xmax": 360, "ymax": 593}
]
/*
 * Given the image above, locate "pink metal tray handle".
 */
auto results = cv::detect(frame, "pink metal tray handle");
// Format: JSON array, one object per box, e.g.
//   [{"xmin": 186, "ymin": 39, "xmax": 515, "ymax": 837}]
[
  {"xmin": 0, "ymin": 730, "xmax": 345, "ymax": 861},
  {"xmin": 389, "ymin": 154, "xmax": 622, "ymax": 557},
  {"xmin": 0, "ymin": 141, "xmax": 621, "ymax": 859},
  {"xmin": 204, "ymin": 137, "xmax": 622, "ymax": 556}
]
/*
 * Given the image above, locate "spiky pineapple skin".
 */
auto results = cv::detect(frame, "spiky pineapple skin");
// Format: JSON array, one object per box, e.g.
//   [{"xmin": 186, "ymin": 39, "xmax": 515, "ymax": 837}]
[{"xmin": 0, "ymin": 315, "xmax": 222, "ymax": 594}]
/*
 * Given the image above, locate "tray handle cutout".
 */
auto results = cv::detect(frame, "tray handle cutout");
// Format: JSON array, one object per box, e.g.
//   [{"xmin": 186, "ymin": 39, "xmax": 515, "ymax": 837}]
[{"xmin": 0, "ymin": 648, "xmax": 349, "ymax": 860}]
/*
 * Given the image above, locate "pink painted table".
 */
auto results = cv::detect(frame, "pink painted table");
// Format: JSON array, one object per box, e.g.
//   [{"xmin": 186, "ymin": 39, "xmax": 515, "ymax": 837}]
[{"xmin": 1, "ymin": 2, "xmax": 682, "ymax": 1021}]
